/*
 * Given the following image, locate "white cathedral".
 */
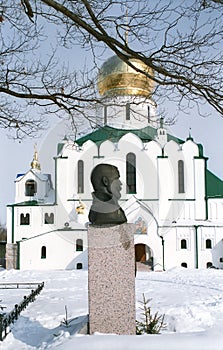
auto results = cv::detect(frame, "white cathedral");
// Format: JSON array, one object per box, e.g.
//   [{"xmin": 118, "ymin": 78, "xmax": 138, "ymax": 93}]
[{"xmin": 6, "ymin": 55, "xmax": 223, "ymax": 271}]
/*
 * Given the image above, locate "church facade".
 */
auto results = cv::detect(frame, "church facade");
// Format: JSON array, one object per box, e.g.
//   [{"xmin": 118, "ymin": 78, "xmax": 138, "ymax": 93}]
[{"xmin": 6, "ymin": 55, "xmax": 223, "ymax": 271}]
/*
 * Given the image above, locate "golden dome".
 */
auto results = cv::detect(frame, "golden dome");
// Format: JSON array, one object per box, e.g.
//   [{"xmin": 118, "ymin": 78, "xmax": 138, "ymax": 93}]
[
  {"xmin": 98, "ymin": 55, "xmax": 154, "ymax": 97},
  {"xmin": 31, "ymin": 144, "xmax": 41, "ymax": 171}
]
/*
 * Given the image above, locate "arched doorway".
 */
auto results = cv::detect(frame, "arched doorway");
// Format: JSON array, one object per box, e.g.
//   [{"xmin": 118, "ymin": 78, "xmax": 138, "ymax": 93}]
[
  {"xmin": 135, "ymin": 244, "xmax": 153, "ymax": 270},
  {"xmin": 135, "ymin": 244, "xmax": 146, "ymax": 262}
]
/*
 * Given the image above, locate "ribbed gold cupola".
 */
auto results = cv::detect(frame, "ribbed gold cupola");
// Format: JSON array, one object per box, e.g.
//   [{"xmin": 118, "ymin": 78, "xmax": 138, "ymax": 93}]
[
  {"xmin": 98, "ymin": 55, "xmax": 154, "ymax": 97},
  {"xmin": 31, "ymin": 144, "xmax": 41, "ymax": 171}
]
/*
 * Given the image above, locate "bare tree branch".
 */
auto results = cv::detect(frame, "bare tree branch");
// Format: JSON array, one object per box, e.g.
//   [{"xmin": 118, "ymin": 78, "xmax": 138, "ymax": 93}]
[
  {"xmin": 21, "ymin": 0, "xmax": 34, "ymax": 21},
  {"xmin": 0, "ymin": 0, "xmax": 222, "ymax": 138}
]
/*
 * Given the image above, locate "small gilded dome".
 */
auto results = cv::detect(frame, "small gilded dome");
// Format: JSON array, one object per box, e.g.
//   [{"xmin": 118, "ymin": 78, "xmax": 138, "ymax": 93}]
[
  {"xmin": 75, "ymin": 201, "xmax": 85, "ymax": 215},
  {"xmin": 98, "ymin": 55, "xmax": 154, "ymax": 97},
  {"xmin": 31, "ymin": 144, "xmax": 41, "ymax": 171}
]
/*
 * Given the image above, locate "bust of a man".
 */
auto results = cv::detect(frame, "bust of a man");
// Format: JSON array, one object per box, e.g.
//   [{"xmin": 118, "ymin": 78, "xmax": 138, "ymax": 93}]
[{"xmin": 88, "ymin": 164, "xmax": 127, "ymax": 225}]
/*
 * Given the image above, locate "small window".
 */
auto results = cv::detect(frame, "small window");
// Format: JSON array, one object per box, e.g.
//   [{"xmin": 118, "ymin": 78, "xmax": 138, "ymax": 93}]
[
  {"xmin": 219, "ymin": 257, "xmax": 223, "ymax": 263},
  {"xmin": 178, "ymin": 160, "xmax": 185, "ymax": 193},
  {"xmin": 76, "ymin": 263, "xmax": 83, "ymax": 269},
  {"xmin": 147, "ymin": 105, "xmax": 150, "ymax": 123},
  {"xmin": 207, "ymin": 262, "xmax": 213, "ymax": 268},
  {"xmin": 104, "ymin": 106, "xmax": 107, "ymax": 125},
  {"xmin": 181, "ymin": 239, "xmax": 187, "ymax": 249},
  {"xmin": 77, "ymin": 160, "xmax": 84, "ymax": 193},
  {"xmin": 41, "ymin": 246, "xmax": 46, "ymax": 259},
  {"xmin": 126, "ymin": 103, "xmax": 130, "ymax": 120},
  {"xmin": 181, "ymin": 262, "xmax": 187, "ymax": 268},
  {"xmin": 126, "ymin": 152, "xmax": 136, "ymax": 194},
  {"xmin": 206, "ymin": 239, "xmax": 212, "ymax": 249},
  {"xmin": 20, "ymin": 213, "xmax": 30, "ymax": 225},
  {"xmin": 44, "ymin": 213, "xmax": 54, "ymax": 224},
  {"xmin": 25, "ymin": 179, "xmax": 37, "ymax": 197},
  {"xmin": 76, "ymin": 239, "xmax": 83, "ymax": 252}
]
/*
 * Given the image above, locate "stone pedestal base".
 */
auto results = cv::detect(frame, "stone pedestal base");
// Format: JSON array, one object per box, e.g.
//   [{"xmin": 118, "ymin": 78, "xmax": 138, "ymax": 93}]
[
  {"xmin": 6, "ymin": 243, "xmax": 17, "ymax": 269},
  {"xmin": 88, "ymin": 223, "xmax": 136, "ymax": 335}
]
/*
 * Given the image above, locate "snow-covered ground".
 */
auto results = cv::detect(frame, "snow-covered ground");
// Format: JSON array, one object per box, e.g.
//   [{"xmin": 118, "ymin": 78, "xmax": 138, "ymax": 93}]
[{"xmin": 0, "ymin": 267, "xmax": 223, "ymax": 349}]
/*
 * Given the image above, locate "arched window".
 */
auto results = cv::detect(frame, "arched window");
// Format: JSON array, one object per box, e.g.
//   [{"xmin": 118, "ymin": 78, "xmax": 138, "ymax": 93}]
[
  {"xmin": 77, "ymin": 160, "xmax": 84, "ymax": 193},
  {"xmin": 181, "ymin": 262, "xmax": 187, "ymax": 268},
  {"xmin": 76, "ymin": 239, "xmax": 83, "ymax": 252},
  {"xmin": 181, "ymin": 239, "xmax": 187, "ymax": 249},
  {"xmin": 126, "ymin": 153, "xmax": 136, "ymax": 194},
  {"xmin": 76, "ymin": 263, "xmax": 83, "ymax": 269},
  {"xmin": 20, "ymin": 213, "xmax": 30, "ymax": 225},
  {"xmin": 25, "ymin": 179, "xmax": 37, "ymax": 197},
  {"xmin": 207, "ymin": 262, "xmax": 213, "ymax": 268},
  {"xmin": 41, "ymin": 246, "xmax": 46, "ymax": 259},
  {"xmin": 44, "ymin": 213, "xmax": 54, "ymax": 224},
  {"xmin": 178, "ymin": 160, "xmax": 185, "ymax": 193},
  {"xmin": 126, "ymin": 103, "xmax": 130, "ymax": 120},
  {"xmin": 206, "ymin": 239, "xmax": 212, "ymax": 249}
]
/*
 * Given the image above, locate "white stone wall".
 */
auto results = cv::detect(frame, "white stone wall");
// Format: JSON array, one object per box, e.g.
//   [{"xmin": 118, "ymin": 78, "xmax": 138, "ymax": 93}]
[
  {"xmin": 8, "ymin": 123, "xmax": 223, "ymax": 270},
  {"xmin": 15, "ymin": 171, "xmax": 54, "ymax": 204},
  {"xmin": 194, "ymin": 159, "xmax": 206, "ymax": 220},
  {"xmin": 57, "ymin": 132, "xmax": 207, "ymax": 225},
  {"xmin": 6, "ymin": 207, "xmax": 13, "ymax": 244},
  {"xmin": 97, "ymin": 95, "xmax": 157, "ymax": 130},
  {"xmin": 198, "ymin": 226, "xmax": 223, "ymax": 269},
  {"xmin": 19, "ymin": 230, "xmax": 87, "ymax": 270},
  {"xmin": 8, "ymin": 205, "xmax": 57, "ymax": 243},
  {"xmin": 159, "ymin": 226, "xmax": 195, "ymax": 270},
  {"xmin": 208, "ymin": 199, "xmax": 223, "ymax": 221}
]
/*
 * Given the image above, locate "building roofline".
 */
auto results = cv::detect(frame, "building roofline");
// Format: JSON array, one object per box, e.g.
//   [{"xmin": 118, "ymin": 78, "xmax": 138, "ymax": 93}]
[{"xmin": 74, "ymin": 125, "xmax": 183, "ymax": 147}]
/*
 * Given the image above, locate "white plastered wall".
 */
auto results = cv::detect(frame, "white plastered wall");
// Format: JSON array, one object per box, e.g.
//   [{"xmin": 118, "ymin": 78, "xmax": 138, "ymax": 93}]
[{"xmin": 19, "ymin": 230, "xmax": 87, "ymax": 270}]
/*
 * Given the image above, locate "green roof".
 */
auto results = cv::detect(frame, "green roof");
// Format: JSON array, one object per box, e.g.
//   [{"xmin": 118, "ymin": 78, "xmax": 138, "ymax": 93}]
[
  {"xmin": 57, "ymin": 143, "xmax": 64, "ymax": 155},
  {"xmin": 7, "ymin": 200, "xmax": 39, "ymax": 207},
  {"xmin": 7, "ymin": 201, "xmax": 55, "ymax": 207},
  {"xmin": 75, "ymin": 125, "xmax": 183, "ymax": 146},
  {"xmin": 206, "ymin": 170, "xmax": 223, "ymax": 198}
]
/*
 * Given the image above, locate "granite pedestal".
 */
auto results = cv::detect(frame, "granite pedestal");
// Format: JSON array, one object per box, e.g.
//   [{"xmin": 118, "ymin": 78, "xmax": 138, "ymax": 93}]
[
  {"xmin": 6, "ymin": 243, "xmax": 17, "ymax": 269},
  {"xmin": 88, "ymin": 223, "xmax": 136, "ymax": 335}
]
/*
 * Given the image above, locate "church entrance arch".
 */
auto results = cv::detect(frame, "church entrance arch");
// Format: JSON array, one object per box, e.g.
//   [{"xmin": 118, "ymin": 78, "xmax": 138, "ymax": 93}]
[{"xmin": 135, "ymin": 244, "xmax": 154, "ymax": 270}]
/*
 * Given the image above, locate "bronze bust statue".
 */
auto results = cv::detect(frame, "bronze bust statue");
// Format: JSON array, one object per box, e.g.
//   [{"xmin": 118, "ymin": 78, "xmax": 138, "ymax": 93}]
[{"xmin": 89, "ymin": 164, "xmax": 127, "ymax": 225}]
